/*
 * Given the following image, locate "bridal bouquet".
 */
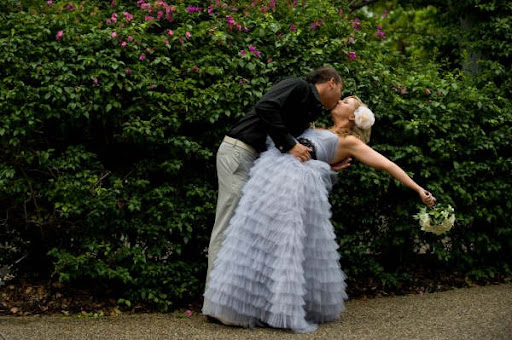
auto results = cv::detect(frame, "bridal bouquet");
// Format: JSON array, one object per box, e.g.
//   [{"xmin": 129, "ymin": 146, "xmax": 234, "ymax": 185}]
[{"xmin": 414, "ymin": 203, "xmax": 456, "ymax": 235}]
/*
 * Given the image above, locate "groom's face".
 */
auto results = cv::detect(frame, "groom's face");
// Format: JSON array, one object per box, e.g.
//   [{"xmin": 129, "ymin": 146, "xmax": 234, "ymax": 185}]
[{"xmin": 322, "ymin": 79, "xmax": 343, "ymax": 111}]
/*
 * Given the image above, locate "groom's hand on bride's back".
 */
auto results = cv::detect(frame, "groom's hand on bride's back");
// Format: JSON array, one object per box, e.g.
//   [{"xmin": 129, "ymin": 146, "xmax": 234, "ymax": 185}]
[{"xmin": 331, "ymin": 157, "xmax": 352, "ymax": 171}]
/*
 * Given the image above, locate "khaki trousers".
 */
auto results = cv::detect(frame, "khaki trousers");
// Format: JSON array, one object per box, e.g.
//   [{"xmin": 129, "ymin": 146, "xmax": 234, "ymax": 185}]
[{"xmin": 204, "ymin": 138, "xmax": 258, "ymax": 297}]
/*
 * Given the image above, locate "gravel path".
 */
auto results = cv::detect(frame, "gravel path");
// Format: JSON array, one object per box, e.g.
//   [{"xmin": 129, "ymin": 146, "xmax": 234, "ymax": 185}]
[{"xmin": 1, "ymin": 284, "xmax": 510, "ymax": 340}]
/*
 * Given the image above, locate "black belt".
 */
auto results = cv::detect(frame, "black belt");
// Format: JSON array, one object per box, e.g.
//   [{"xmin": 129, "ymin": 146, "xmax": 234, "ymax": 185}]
[{"xmin": 296, "ymin": 137, "xmax": 317, "ymax": 160}]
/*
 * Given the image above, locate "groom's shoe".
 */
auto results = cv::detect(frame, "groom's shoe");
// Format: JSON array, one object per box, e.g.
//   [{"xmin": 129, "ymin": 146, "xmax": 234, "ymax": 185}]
[
  {"xmin": 206, "ymin": 315, "xmax": 223, "ymax": 324},
  {"xmin": 206, "ymin": 315, "xmax": 243, "ymax": 327}
]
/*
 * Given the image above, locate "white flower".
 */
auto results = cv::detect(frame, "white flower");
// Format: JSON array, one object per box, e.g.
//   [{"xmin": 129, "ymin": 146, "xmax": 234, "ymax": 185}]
[
  {"xmin": 414, "ymin": 204, "xmax": 456, "ymax": 235},
  {"xmin": 354, "ymin": 105, "xmax": 375, "ymax": 130}
]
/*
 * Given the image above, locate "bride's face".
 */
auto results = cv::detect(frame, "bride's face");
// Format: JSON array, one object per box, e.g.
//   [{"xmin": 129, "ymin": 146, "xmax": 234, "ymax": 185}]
[{"xmin": 330, "ymin": 97, "xmax": 359, "ymax": 122}]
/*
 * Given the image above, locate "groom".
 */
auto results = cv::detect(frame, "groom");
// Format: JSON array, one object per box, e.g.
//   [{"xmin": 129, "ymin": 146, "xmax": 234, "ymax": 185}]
[{"xmin": 204, "ymin": 66, "xmax": 348, "ymax": 302}]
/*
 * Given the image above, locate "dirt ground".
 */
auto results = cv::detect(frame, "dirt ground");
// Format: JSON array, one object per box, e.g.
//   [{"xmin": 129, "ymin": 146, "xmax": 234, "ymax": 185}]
[{"xmin": 1, "ymin": 283, "xmax": 511, "ymax": 340}]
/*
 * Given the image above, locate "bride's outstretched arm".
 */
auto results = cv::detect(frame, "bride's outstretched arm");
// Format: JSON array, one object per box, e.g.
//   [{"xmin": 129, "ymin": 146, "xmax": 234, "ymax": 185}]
[{"xmin": 342, "ymin": 136, "xmax": 436, "ymax": 207}]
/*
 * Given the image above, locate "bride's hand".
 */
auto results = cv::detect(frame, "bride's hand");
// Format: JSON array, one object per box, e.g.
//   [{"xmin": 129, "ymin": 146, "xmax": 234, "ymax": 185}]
[
  {"xmin": 420, "ymin": 190, "xmax": 436, "ymax": 208},
  {"xmin": 331, "ymin": 157, "xmax": 352, "ymax": 171}
]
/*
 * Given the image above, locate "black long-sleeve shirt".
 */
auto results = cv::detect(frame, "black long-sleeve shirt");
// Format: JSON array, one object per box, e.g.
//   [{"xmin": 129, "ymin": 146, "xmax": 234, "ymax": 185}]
[{"xmin": 227, "ymin": 78, "xmax": 324, "ymax": 153}]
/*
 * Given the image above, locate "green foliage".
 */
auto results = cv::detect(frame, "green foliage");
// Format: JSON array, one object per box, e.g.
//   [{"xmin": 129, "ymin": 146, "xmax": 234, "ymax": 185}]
[{"xmin": 1, "ymin": 0, "xmax": 511, "ymax": 309}]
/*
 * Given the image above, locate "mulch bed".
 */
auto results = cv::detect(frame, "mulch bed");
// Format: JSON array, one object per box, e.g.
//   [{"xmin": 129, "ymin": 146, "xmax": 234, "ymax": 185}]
[
  {"xmin": 1, "ymin": 272, "xmax": 508, "ymax": 317},
  {"xmin": 0, "ymin": 280, "xmax": 147, "ymax": 317}
]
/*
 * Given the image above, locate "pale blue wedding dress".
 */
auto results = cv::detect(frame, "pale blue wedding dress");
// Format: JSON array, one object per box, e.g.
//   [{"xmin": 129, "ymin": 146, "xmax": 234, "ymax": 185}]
[{"xmin": 203, "ymin": 129, "xmax": 347, "ymax": 333}]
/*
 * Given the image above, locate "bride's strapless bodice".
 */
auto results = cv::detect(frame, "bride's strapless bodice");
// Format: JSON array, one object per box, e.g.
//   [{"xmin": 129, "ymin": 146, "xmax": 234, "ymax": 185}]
[{"xmin": 298, "ymin": 129, "xmax": 338, "ymax": 163}]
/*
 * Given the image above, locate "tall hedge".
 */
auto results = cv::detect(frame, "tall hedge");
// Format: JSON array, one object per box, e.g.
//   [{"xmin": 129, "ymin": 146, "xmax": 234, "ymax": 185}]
[{"xmin": 1, "ymin": 0, "xmax": 511, "ymax": 310}]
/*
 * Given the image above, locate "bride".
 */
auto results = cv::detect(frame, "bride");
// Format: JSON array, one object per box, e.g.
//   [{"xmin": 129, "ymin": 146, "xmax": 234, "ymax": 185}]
[{"xmin": 202, "ymin": 96, "xmax": 436, "ymax": 333}]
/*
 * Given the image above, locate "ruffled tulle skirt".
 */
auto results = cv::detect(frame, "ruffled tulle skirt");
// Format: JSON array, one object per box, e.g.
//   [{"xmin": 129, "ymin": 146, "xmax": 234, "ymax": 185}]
[{"xmin": 203, "ymin": 146, "xmax": 347, "ymax": 333}]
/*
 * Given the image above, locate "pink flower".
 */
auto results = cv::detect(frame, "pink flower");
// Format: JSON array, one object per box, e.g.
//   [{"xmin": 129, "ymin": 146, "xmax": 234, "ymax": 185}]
[
  {"xmin": 111, "ymin": 31, "xmax": 118, "ymax": 39},
  {"xmin": 348, "ymin": 51, "xmax": 356, "ymax": 60},
  {"xmin": 425, "ymin": 88, "xmax": 431, "ymax": 95},
  {"xmin": 185, "ymin": 32, "xmax": 191, "ymax": 39},
  {"xmin": 163, "ymin": 39, "xmax": 169, "ymax": 44},
  {"xmin": 352, "ymin": 18, "xmax": 361, "ymax": 30},
  {"xmin": 254, "ymin": 51, "xmax": 261, "ymax": 57},
  {"xmin": 125, "ymin": 69, "xmax": 132, "ymax": 74},
  {"xmin": 127, "ymin": 36, "xmax": 133, "ymax": 42},
  {"xmin": 92, "ymin": 77, "xmax": 99, "ymax": 84},
  {"xmin": 249, "ymin": 45, "xmax": 256, "ymax": 52},
  {"xmin": 349, "ymin": 37, "xmax": 355, "ymax": 44},
  {"xmin": 106, "ymin": 18, "xmax": 112, "ymax": 25},
  {"xmin": 208, "ymin": 5, "xmax": 214, "ymax": 14},
  {"xmin": 267, "ymin": 58, "xmax": 273, "ymax": 63},
  {"xmin": 111, "ymin": 0, "xmax": 117, "ymax": 6},
  {"xmin": 189, "ymin": 6, "xmax": 201, "ymax": 13},
  {"xmin": 139, "ymin": 54, "xmax": 146, "ymax": 61},
  {"xmin": 157, "ymin": 11, "xmax": 164, "ymax": 20},
  {"xmin": 240, "ymin": 50, "xmax": 246, "ymax": 55},
  {"xmin": 338, "ymin": 9, "xmax": 343, "ymax": 15},
  {"xmin": 401, "ymin": 88, "xmax": 407, "ymax": 94},
  {"xmin": 310, "ymin": 20, "xmax": 323, "ymax": 29},
  {"xmin": 185, "ymin": 310, "xmax": 193, "ymax": 317},
  {"xmin": 56, "ymin": 30, "xmax": 63, "ymax": 41},
  {"xmin": 167, "ymin": 29, "xmax": 174, "ymax": 36},
  {"xmin": 193, "ymin": 66, "xmax": 199, "ymax": 73},
  {"xmin": 375, "ymin": 26, "xmax": 386, "ymax": 39},
  {"xmin": 226, "ymin": 15, "xmax": 235, "ymax": 26},
  {"xmin": 123, "ymin": 12, "xmax": 134, "ymax": 22},
  {"xmin": 145, "ymin": 16, "xmax": 155, "ymax": 22},
  {"xmin": 120, "ymin": 40, "xmax": 127, "ymax": 47},
  {"xmin": 290, "ymin": 24, "xmax": 296, "ymax": 32},
  {"xmin": 437, "ymin": 91, "xmax": 441, "ymax": 96},
  {"xmin": 47, "ymin": 0, "xmax": 53, "ymax": 6}
]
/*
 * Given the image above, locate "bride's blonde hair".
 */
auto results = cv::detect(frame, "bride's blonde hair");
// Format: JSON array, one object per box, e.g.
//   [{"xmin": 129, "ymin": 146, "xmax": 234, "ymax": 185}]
[{"xmin": 332, "ymin": 95, "xmax": 372, "ymax": 144}]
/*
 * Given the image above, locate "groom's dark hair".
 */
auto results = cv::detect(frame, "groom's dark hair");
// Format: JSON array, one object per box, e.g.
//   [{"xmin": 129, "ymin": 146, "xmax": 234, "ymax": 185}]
[{"xmin": 306, "ymin": 66, "xmax": 342, "ymax": 84}]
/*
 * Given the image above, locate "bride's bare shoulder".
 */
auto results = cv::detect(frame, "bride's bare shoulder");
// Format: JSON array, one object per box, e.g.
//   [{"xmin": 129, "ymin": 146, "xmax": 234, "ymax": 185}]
[{"xmin": 337, "ymin": 134, "xmax": 363, "ymax": 147}]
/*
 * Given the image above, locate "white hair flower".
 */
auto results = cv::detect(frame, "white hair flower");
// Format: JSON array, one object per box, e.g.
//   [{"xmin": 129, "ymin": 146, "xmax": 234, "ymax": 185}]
[{"xmin": 354, "ymin": 105, "xmax": 375, "ymax": 130}]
